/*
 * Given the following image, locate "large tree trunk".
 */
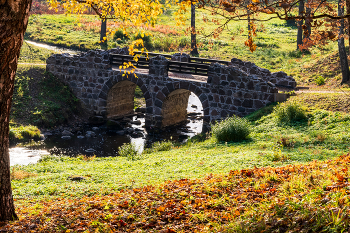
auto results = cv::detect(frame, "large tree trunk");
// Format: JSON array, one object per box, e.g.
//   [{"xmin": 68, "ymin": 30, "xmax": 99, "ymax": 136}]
[
  {"xmin": 297, "ymin": 0, "xmax": 304, "ymax": 50},
  {"xmin": 100, "ymin": 18, "xmax": 107, "ymax": 50},
  {"xmin": 346, "ymin": 0, "xmax": 350, "ymax": 54},
  {"xmin": 338, "ymin": 0, "xmax": 350, "ymax": 84},
  {"xmin": 190, "ymin": 0, "xmax": 198, "ymax": 56},
  {"xmin": 0, "ymin": 0, "xmax": 32, "ymax": 221}
]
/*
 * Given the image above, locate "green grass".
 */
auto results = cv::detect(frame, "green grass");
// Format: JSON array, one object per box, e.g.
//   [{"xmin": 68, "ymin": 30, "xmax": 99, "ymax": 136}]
[
  {"xmin": 19, "ymin": 41, "xmax": 55, "ymax": 64},
  {"xmin": 9, "ymin": 123, "xmax": 41, "ymax": 143},
  {"xmin": 11, "ymin": 102, "xmax": 350, "ymax": 200},
  {"xmin": 25, "ymin": 14, "xmax": 101, "ymax": 51}
]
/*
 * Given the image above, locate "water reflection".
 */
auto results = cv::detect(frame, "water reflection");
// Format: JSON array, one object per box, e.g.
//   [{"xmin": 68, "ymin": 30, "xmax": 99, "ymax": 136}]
[
  {"xmin": 9, "ymin": 148, "xmax": 50, "ymax": 166},
  {"xmin": 10, "ymin": 93, "xmax": 204, "ymax": 166}
]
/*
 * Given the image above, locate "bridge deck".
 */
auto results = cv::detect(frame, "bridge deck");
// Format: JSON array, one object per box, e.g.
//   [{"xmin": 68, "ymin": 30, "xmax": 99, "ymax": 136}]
[{"xmin": 111, "ymin": 66, "xmax": 208, "ymax": 83}]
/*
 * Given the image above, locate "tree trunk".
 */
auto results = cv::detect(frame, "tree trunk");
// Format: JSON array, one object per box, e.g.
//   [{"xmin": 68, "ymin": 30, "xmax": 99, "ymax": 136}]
[
  {"xmin": 190, "ymin": 0, "xmax": 199, "ymax": 56},
  {"xmin": 338, "ymin": 0, "xmax": 350, "ymax": 83},
  {"xmin": 100, "ymin": 18, "xmax": 107, "ymax": 50},
  {"xmin": 297, "ymin": 0, "xmax": 304, "ymax": 50},
  {"xmin": 304, "ymin": 6, "xmax": 311, "ymax": 40},
  {"xmin": 346, "ymin": 0, "xmax": 350, "ymax": 54},
  {"xmin": 0, "ymin": 0, "xmax": 32, "ymax": 221},
  {"xmin": 247, "ymin": 9, "xmax": 251, "ymax": 40}
]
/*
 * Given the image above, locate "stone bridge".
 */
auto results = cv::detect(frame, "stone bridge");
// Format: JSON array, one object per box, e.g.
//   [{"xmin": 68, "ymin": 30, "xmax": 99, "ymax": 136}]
[{"xmin": 46, "ymin": 50, "xmax": 296, "ymax": 128}]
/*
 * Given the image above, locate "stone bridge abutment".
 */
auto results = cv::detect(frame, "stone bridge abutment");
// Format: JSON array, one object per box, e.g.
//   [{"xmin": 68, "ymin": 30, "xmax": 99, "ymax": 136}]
[{"xmin": 46, "ymin": 50, "xmax": 296, "ymax": 128}]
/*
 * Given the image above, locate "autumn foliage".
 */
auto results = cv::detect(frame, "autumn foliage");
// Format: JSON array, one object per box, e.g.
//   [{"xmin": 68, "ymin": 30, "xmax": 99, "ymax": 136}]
[{"xmin": 3, "ymin": 154, "xmax": 350, "ymax": 232}]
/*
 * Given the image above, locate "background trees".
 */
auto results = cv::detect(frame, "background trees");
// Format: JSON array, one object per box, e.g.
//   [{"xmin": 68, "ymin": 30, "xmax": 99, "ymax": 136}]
[{"xmin": 196, "ymin": 0, "xmax": 350, "ymax": 82}]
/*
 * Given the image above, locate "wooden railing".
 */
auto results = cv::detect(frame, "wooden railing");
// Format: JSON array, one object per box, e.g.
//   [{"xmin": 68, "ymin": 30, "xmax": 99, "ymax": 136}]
[{"xmin": 110, "ymin": 52, "xmax": 230, "ymax": 76}]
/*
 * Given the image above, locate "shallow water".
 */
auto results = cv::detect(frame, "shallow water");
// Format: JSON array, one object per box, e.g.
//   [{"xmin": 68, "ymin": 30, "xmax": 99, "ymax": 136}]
[
  {"xmin": 10, "ymin": 93, "xmax": 204, "ymax": 166},
  {"xmin": 9, "ymin": 148, "xmax": 50, "ymax": 166}
]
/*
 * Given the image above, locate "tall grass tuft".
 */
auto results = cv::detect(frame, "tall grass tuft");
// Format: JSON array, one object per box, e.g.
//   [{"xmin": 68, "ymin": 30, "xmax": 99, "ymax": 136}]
[
  {"xmin": 143, "ymin": 140, "xmax": 173, "ymax": 154},
  {"xmin": 274, "ymin": 100, "xmax": 308, "ymax": 124},
  {"xmin": 118, "ymin": 143, "xmax": 140, "ymax": 160},
  {"xmin": 211, "ymin": 116, "xmax": 251, "ymax": 142}
]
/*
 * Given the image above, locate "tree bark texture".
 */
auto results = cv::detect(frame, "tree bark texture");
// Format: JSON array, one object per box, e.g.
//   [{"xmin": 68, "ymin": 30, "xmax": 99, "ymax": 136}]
[
  {"xmin": 346, "ymin": 0, "xmax": 350, "ymax": 53},
  {"xmin": 304, "ymin": 6, "xmax": 311, "ymax": 39},
  {"xmin": 100, "ymin": 18, "xmax": 107, "ymax": 50},
  {"xmin": 0, "ymin": 0, "xmax": 32, "ymax": 221},
  {"xmin": 297, "ymin": 0, "xmax": 304, "ymax": 50},
  {"xmin": 338, "ymin": 0, "xmax": 350, "ymax": 83},
  {"xmin": 247, "ymin": 9, "xmax": 251, "ymax": 40},
  {"xmin": 190, "ymin": 1, "xmax": 198, "ymax": 56}
]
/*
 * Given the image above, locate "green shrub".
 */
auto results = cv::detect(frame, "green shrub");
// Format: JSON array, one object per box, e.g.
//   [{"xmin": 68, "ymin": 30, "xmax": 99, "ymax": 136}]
[
  {"xmin": 274, "ymin": 100, "xmax": 308, "ymax": 124},
  {"xmin": 113, "ymin": 30, "xmax": 129, "ymax": 41},
  {"xmin": 211, "ymin": 116, "xmax": 251, "ymax": 142},
  {"xmin": 315, "ymin": 76, "xmax": 325, "ymax": 85},
  {"xmin": 118, "ymin": 143, "xmax": 140, "ymax": 160}
]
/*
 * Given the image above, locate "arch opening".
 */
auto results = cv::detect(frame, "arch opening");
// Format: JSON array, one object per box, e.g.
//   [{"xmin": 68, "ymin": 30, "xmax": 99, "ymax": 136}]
[
  {"xmin": 106, "ymin": 80, "xmax": 145, "ymax": 119},
  {"xmin": 161, "ymin": 89, "xmax": 204, "ymax": 129}
]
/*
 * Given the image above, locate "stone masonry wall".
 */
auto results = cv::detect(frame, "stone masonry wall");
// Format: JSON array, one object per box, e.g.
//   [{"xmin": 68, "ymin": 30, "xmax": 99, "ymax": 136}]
[
  {"xmin": 162, "ymin": 89, "xmax": 191, "ymax": 127},
  {"xmin": 46, "ymin": 50, "xmax": 279, "ymax": 128},
  {"xmin": 230, "ymin": 58, "xmax": 297, "ymax": 88}
]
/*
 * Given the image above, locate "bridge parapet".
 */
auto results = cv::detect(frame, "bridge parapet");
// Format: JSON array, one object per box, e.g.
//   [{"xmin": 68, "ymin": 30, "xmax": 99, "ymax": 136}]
[{"xmin": 149, "ymin": 56, "xmax": 169, "ymax": 78}]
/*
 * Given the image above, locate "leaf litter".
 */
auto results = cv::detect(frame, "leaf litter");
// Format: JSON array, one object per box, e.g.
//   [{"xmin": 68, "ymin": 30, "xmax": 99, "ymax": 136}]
[{"xmin": 3, "ymin": 154, "xmax": 350, "ymax": 232}]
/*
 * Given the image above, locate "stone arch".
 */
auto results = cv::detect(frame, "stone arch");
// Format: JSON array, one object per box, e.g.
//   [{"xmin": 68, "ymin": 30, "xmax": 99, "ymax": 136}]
[
  {"xmin": 160, "ymin": 88, "xmax": 207, "ymax": 127},
  {"xmin": 99, "ymin": 74, "xmax": 152, "ymax": 119}
]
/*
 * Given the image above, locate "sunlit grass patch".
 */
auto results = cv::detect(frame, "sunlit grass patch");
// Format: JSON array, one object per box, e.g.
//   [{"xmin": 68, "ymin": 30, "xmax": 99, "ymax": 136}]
[{"xmin": 9, "ymin": 123, "xmax": 41, "ymax": 142}]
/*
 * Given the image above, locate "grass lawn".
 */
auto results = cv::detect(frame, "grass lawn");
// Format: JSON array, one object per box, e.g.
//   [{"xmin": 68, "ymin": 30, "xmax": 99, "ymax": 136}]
[{"xmin": 4, "ymin": 100, "xmax": 350, "ymax": 231}]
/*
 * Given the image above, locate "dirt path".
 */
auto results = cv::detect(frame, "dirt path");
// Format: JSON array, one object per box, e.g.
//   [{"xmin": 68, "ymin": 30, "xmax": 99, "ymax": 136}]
[{"xmin": 18, "ymin": 63, "xmax": 46, "ymax": 66}]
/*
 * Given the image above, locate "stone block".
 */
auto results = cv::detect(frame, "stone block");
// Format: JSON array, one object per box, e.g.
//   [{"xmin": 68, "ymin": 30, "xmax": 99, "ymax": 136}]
[
  {"xmin": 211, "ymin": 109, "xmax": 219, "ymax": 116},
  {"xmin": 156, "ymin": 91, "xmax": 166, "ymax": 101},
  {"xmin": 238, "ymin": 107, "xmax": 245, "ymax": 112},
  {"xmin": 242, "ymin": 99, "xmax": 253, "ymax": 108}
]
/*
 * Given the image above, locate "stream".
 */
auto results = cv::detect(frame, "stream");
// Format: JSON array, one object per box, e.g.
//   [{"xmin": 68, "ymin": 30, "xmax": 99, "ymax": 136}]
[{"xmin": 10, "ymin": 93, "xmax": 204, "ymax": 166}]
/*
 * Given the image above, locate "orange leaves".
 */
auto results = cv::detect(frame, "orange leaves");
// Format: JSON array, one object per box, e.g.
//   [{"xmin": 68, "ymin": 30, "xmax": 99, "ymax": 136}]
[
  {"xmin": 6, "ymin": 154, "xmax": 350, "ymax": 232},
  {"xmin": 260, "ymin": 6, "xmax": 275, "ymax": 14},
  {"xmin": 245, "ymin": 37, "xmax": 257, "ymax": 53},
  {"xmin": 157, "ymin": 206, "xmax": 166, "ymax": 212}
]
